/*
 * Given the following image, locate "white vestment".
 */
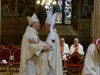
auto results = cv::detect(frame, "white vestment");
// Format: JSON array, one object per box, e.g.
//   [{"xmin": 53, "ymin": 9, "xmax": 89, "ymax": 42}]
[
  {"xmin": 82, "ymin": 43, "xmax": 100, "ymax": 75},
  {"xmin": 69, "ymin": 43, "xmax": 84, "ymax": 55},
  {"xmin": 19, "ymin": 27, "xmax": 48, "ymax": 75},
  {"xmin": 46, "ymin": 31, "xmax": 63, "ymax": 75}
]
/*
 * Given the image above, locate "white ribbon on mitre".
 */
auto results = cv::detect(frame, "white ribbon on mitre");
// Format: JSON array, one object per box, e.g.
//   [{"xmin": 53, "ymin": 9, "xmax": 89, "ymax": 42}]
[
  {"xmin": 45, "ymin": 12, "xmax": 56, "ymax": 41},
  {"xmin": 26, "ymin": 13, "xmax": 39, "ymax": 31},
  {"xmin": 96, "ymin": 38, "xmax": 100, "ymax": 49}
]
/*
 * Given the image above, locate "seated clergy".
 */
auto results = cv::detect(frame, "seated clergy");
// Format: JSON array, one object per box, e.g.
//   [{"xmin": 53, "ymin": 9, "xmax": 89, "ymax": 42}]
[
  {"xmin": 69, "ymin": 38, "xmax": 84, "ymax": 55},
  {"xmin": 60, "ymin": 38, "xmax": 70, "ymax": 69},
  {"xmin": 60, "ymin": 38, "xmax": 70, "ymax": 60}
]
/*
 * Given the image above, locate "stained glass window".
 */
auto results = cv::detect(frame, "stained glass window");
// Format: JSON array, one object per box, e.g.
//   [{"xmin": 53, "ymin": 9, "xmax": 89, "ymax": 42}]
[
  {"xmin": 55, "ymin": 0, "xmax": 62, "ymax": 24},
  {"xmin": 46, "ymin": 5, "xmax": 53, "ymax": 13},
  {"xmin": 64, "ymin": 0, "xmax": 72, "ymax": 24},
  {"xmin": 46, "ymin": 0, "xmax": 72, "ymax": 25}
]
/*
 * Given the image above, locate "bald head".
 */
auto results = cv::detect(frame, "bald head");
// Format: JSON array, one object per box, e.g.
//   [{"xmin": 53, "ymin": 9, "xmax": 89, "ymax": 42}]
[
  {"xmin": 74, "ymin": 38, "xmax": 79, "ymax": 45},
  {"xmin": 61, "ymin": 38, "xmax": 65, "ymax": 41},
  {"xmin": 60, "ymin": 38, "xmax": 65, "ymax": 45}
]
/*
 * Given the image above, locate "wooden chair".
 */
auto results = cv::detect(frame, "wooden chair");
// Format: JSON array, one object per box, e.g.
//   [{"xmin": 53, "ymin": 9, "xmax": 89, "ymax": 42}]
[
  {"xmin": 0, "ymin": 48, "xmax": 11, "ymax": 72},
  {"xmin": 65, "ymin": 52, "xmax": 84, "ymax": 75},
  {"xmin": 17, "ymin": 45, "xmax": 21, "ymax": 48},
  {"xmin": 10, "ymin": 46, "xmax": 19, "ymax": 66},
  {"xmin": 0, "ymin": 45, "xmax": 5, "ymax": 51},
  {"xmin": 6, "ymin": 44, "xmax": 14, "ymax": 50},
  {"xmin": 12, "ymin": 48, "xmax": 21, "ymax": 72},
  {"xmin": 11, "ymin": 46, "xmax": 19, "ymax": 56}
]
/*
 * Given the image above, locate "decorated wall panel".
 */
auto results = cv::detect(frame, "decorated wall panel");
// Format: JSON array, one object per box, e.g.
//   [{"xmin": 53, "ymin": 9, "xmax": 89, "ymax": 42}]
[
  {"xmin": 1, "ymin": 18, "xmax": 28, "ymax": 45},
  {"xmin": 1, "ymin": 0, "xmax": 36, "ymax": 18},
  {"xmin": 79, "ymin": 20, "xmax": 90, "ymax": 36}
]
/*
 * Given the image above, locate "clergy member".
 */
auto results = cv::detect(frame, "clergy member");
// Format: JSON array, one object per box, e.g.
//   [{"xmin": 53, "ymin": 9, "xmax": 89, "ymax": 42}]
[
  {"xmin": 69, "ymin": 38, "xmax": 84, "ymax": 55},
  {"xmin": 82, "ymin": 38, "xmax": 100, "ymax": 75},
  {"xmin": 60, "ymin": 38, "xmax": 70, "ymax": 60},
  {"xmin": 45, "ymin": 12, "xmax": 63, "ymax": 75},
  {"xmin": 60, "ymin": 38, "xmax": 70, "ymax": 69},
  {"xmin": 19, "ymin": 13, "xmax": 51, "ymax": 75}
]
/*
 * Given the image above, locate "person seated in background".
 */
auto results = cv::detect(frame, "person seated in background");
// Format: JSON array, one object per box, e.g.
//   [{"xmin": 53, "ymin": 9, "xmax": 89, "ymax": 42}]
[
  {"xmin": 60, "ymin": 38, "xmax": 70, "ymax": 69},
  {"xmin": 60, "ymin": 38, "xmax": 70, "ymax": 60},
  {"xmin": 82, "ymin": 38, "xmax": 100, "ymax": 75},
  {"xmin": 69, "ymin": 38, "xmax": 84, "ymax": 55}
]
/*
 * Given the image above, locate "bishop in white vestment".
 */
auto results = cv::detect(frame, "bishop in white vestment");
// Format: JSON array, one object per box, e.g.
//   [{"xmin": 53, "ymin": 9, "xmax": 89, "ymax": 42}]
[
  {"xmin": 82, "ymin": 38, "xmax": 100, "ymax": 75},
  {"xmin": 19, "ymin": 13, "xmax": 50, "ymax": 75},
  {"xmin": 45, "ymin": 12, "xmax": 63, "ymax": 75}
]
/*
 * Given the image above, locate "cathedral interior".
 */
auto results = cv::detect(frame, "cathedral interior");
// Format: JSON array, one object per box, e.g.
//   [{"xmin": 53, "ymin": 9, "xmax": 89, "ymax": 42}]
[{"xmin": 0, "ymin": 0, "xmax": 100, "ymax": 75}]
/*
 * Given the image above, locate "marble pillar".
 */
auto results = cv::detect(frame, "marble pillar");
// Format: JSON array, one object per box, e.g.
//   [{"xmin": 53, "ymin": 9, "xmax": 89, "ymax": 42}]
[{"xmin": 91, "ymin": 0, "xmax": 100, "ymax": 41}]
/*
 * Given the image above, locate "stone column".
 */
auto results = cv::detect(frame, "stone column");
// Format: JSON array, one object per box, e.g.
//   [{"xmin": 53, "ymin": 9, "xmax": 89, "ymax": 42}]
[{"xmin": 91, "ymin": 0, "xmax": 100, "ymax": 41}]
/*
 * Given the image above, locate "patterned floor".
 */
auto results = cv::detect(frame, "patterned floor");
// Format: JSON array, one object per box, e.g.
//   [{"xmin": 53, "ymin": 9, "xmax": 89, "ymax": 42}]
[
  {"xmin": 0, "ymin": 72, "xmax": 18, "ymax": 75},
  {"xmin": 0, "ymin": 70, "xmax": 68, "ymax": 75}
]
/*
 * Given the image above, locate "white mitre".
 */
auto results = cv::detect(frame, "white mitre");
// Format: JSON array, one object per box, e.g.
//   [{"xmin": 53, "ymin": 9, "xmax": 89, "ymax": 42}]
[
  {"xmin": 45, "ymin": 12, "xmax": 56, "ymax": 40},
  {"xmin": 26, "ymin": 13, "xmax": 39, "ymax": 30},
  {"xmin": 27, "ymin": 13, "xmax": 39, "ymax": 25},
  {"xmin": 45, "ymin": 12, "xmax": 56, "ymax": 26}
]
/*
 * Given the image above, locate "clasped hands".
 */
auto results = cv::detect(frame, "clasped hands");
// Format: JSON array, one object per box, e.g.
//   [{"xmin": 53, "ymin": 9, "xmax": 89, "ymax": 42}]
[{"xmin": 29, "ymin": 38, "xmax": 52, "ymax": 52}]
